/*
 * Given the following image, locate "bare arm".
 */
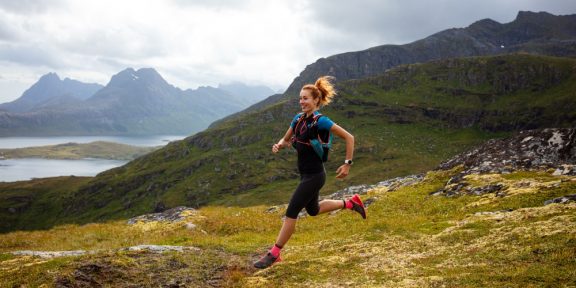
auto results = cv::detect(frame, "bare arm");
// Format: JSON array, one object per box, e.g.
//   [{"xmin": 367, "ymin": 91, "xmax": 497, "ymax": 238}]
[
  {"xmin": 330, "ymin": 123, "xmax": 355, "ymax": 178},
  {"xmin": 272, "ymin": 127, "xmax": 293, "ymax": 153}
]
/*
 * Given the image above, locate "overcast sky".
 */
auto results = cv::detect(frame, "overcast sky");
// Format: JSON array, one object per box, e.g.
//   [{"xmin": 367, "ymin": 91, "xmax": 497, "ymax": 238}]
[{"xmin": 0, "ymin": 0, "xmax": 574, "ymax": 103}]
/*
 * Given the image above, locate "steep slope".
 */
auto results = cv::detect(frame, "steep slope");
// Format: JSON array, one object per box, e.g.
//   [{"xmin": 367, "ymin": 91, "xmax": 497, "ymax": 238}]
[
  {"xmin": 283, "ymin": 11, "xmax": 576, "ymax": 97},
  {"xmin": 51, "ymin": 54, "xmax": 576, "ymax": 225},
  {"xmin": 215, "ymin": 11, "xmax": 576, "ymax": 128}
]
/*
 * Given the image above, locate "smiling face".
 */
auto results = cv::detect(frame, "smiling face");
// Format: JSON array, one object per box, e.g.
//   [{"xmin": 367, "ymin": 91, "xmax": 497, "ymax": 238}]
[{"xmin": 299, "ymin": 89, "xmax": 320, "ymax": 115}]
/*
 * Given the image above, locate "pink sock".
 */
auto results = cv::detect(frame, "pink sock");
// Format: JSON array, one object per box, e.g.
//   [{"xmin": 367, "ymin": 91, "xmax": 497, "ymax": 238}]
[
  {"xmin": 344, "ymin": 199, "xmax": 353, "ymax": 209},
  {"xmin": 270, "ymin": 244, "xmax": 282, "ymax": 257}
]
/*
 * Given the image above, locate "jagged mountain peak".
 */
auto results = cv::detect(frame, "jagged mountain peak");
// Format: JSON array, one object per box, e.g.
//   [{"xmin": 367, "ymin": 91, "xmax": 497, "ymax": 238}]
[
  {"xmin": 38, "ymin": 72, "xmax": 61, "ymax": 82},
  {"xmin": 108, "ymin": 68, "xmax": 137, "ymax": 84},
  {"xmin": 515, "ymin": 10, "xmax": 555, "ymax": 21},
  {"xmin": 107, "ymin": 67, "xmax": 169, "ymax": 88},
  {"xmin": 135, "ymin": 67, "xmax": 162, "ymax": 78},
  {"xmin": 0, "ymin": 72, "xmax": 103, "ymax": 112},
  {"xmin": 279, "ymin": 11, "xmax": 576, "ymax": 97},
  {"xmin": 467, "ymin": 18, "xmax": 503, "ymax": 30}
]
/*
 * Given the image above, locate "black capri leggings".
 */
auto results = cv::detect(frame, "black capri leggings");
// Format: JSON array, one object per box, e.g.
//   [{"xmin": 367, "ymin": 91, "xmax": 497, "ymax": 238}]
[{"xmin": 285, "ymin": 171, "xmax": 326, "ymax": 219}]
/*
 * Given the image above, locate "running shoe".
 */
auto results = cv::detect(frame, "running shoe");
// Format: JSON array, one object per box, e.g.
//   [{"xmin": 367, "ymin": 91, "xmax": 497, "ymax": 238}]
[
  {"xmin": 254, "ymin": 252, "xmax": 282, "ymax": 269},
  {"xmin": 350, "ymin": 194, "xmax": 367, "ymax": 219}
]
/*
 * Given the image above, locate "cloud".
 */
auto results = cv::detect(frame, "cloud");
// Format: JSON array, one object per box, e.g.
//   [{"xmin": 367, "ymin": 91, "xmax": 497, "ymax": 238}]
[
  {"xmin": 306, "ymin": 0, "xmax": 576, "ymax": 53},
  {"xmin": 169, "ymin": 0, "xmax": 251, "ymax": 10},
  {"xmin": 0, "ymin": 0, "xmax": 575, "ymax": 104},
  {"xmin": 0, "ymin": 0, "xmax": 64, "ymax": 14},
  {"xmin": 0, "ymin": 45, "xmax": 64, "ymax": 68},
  {"xmin": 0, "ymin": 0, "xmax": 317, "ymax": 100}
]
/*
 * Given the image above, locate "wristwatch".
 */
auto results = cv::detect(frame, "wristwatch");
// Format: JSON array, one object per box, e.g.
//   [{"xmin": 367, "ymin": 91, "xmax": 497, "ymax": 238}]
[{"xmin": 344, "ymin": 159, "xmax": 353, "ymax": 165}]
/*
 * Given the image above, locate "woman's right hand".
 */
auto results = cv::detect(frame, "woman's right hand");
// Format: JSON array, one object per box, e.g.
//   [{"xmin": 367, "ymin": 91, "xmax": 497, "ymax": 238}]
[
  {"xmin": 272, "ymin": 140, "xmax": 285, "ymax": 153},
  {"xmin": 273, "ymin": 128, "xmax": 293, "ymax": 154}
]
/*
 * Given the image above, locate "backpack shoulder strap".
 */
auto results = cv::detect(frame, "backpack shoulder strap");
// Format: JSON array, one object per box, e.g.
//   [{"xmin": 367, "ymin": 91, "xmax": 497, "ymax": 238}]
[
  {"xmin": 312, "ymin": 113, "xmax": 323, "ymax": 126},
  {"xmin": 311, "ymin": 113, "xmax": 332, "ymax": 145},
  {"xmin": 292, "ymin": 113, "xmax": 306, "ymax": 134}
]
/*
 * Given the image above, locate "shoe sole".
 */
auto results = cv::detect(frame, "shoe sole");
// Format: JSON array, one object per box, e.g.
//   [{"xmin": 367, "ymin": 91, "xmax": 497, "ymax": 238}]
[
  {"xmin": 254, "ymin": 255, "xmax": 282, "ymax": 269},
  {"xmin": 351, "ymin": 194, "xmax": 367, "ymax": 219}
]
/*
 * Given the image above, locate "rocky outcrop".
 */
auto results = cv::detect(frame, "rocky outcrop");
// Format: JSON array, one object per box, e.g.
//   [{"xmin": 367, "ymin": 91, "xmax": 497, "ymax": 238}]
[
  {"xmin": 12, "ymin": 250, "xmax": 90, "ymax": 258},
  {"xmin": 544, "ymin": 194, "xmax": 576, "ymax": 205},
  {"xmin": 127, "ymin": 206, "xmax": 197, "ymax": 224},
  {"xmin": 433, "ymin": 128, "xmax": 576, "ymax": 198},
  {"xmin": 438, "ymin": 128, "xmax": 576, "ymax": 175},
  {"xmin": 431, "ymin": 182, "xmax": 506, "ymax": 198},
  {"xmin": 10, "ymin": 245, "xmax": 201, "ymax": 259},
  {"xmin": 324, "ymin": 174, "xmax": 425, "ymax": 201}
]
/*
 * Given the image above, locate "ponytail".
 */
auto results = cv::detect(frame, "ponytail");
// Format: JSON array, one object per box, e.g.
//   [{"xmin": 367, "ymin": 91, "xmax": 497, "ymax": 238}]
[{"xmin": 301, "ymin": 76, "xmax": 336, "ymax": 108}]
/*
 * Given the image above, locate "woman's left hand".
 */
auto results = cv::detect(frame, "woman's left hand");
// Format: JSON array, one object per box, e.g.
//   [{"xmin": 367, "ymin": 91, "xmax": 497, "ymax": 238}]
[{"xmin": 335, "ymin": 164, "xmax": 350, "ymax": 179}]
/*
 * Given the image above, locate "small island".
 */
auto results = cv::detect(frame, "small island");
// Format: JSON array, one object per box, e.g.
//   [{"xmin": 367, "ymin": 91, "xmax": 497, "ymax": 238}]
[{"xmin": 0, "ymin": 141, "xmax": 158, "ymax": 161}]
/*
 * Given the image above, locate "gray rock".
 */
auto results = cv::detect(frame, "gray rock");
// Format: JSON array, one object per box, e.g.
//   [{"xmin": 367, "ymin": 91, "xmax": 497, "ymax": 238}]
[
  {"xmin": 437, "ymin": 128, "xmax": 576, "ymax": 176},
  {"xmin": 432, "ymin": 183, "xmax": 506, "ymax": 197},
  {"xmin": 121, "ymin": 245, "xmax": 200, "ymax": 253},
  {"xmin": 127, "ymin": 206, "xmax": 197, "ymax": 224},
  {"xmin": 552, "ymin": 165, "xmax": 576, "ymax": 176},
  {"xmin": 474, "ymin": 209, "xmax": 513, "ymax": 216},
  {"xmin": 265, "ymin": 206, "xmax": 281, "ymax": 214},
  {"xmin": 11, "ymin": 250, "xmax": 88, "ymax": 258},
  {"xmin": 544, "ymin": 194, "xmax": 576, "ymax": 205},
  {"xmin": 10, "ymin": 245, "xmax": 202, "ymax": 259}
]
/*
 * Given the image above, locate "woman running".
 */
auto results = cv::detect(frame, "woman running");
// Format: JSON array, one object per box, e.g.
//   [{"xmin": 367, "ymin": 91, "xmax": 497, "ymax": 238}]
[{"xmin": 254, "ymin": 76, "xmax": 366, "ymax": 269}]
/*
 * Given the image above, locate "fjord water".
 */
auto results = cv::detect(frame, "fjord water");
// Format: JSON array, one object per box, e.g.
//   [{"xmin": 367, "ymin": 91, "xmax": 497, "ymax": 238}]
[
  {"xmin": 0, "ymin": 158, "xmax": 126, "ymax": 182},
  {"xmin": 0, "ymin": 135, "xmax": 186, "ymax": 182},
  {"xmin": 0, "ymin": 135, "xmax": 185, "ymax": 149}
]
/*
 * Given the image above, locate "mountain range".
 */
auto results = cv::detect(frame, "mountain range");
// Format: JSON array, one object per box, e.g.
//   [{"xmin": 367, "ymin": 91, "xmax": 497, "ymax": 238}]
[
  {"xmin": 283, "ymin": 11, "xmax": 576, "ymax": 95},
  {"xmin": 0, "ymin": 69, "xmax": 275, "ymax": 136},
  {"xmin": 214, "ymin": 11, "xmax": 576, "ymax": 127},
  {"xmin": 0, "ymin": 73, "xmax": 104, "ymax": 113},
  {"xmin": 1, "ymin": 11, "xmax": 575, "ymax": 230}
]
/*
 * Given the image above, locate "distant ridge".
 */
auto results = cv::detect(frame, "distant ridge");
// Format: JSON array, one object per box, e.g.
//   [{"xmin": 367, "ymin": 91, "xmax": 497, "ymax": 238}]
[
  {"xmin": 0, "ymin": 73, "xmax": 103, "ymax": 113},
  {"xmin": 213, "ymin": 11, "xmax": 576, "ymax": 127},
  {"xmin": 0, "ymin": 69, "xmax": 274, "ymax": 136},
  {"xmin": 284, "ymin": 11, "xmax": 576, "ymax": 97}
]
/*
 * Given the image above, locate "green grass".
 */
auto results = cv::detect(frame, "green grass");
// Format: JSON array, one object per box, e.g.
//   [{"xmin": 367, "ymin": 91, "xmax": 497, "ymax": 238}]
[
  {"xmin": 0, "ymin": 176, "xmax": 93, "ymax": 233},
  {"xmin": 1, "ymin": 168, "xmax": 575, "ymax": 286}
]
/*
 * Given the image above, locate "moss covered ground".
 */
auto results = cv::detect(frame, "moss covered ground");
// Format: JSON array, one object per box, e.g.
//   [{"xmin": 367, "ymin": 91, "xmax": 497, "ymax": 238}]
[{"xmin": 1, "ymin": 168, "xmax": 574, "ymax": 287}]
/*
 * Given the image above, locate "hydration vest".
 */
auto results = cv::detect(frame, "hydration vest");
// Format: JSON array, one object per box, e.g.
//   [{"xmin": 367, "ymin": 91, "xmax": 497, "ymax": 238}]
[{"xmin": 291, "ymin": 113, "xmax": 333, "ymax": 162}]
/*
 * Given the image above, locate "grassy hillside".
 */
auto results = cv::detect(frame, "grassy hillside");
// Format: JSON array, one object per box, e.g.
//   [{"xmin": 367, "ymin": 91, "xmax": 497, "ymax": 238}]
[
  {"xmin": 0, "ymin": 177, "xmax": 93, "ymax": 232},
  {"xmin": 1, "ymin": 167, "xmax": 574, "ymax": 287},
  {"xmin": 0, "ymin": 141, "xmax": 157, "ymax": 160},
  {"xmin": 1, "ymin": 54, "xmax": 574, "ymax": 233},
  {"xmin": 58, "ymin": 54, "xmax": 575, "ymax": 224}
]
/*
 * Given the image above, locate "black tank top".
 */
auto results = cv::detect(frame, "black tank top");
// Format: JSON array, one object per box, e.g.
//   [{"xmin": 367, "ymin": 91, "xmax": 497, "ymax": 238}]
[{"xmin": 293, "ymin": 114, "xmax": 325, "ymax": 174}]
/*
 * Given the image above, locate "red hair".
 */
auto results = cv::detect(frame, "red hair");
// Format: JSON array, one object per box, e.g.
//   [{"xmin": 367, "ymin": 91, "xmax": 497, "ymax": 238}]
[{"xmin": 302, "ymin": 76, "xmax": 336, "ymax": 107}]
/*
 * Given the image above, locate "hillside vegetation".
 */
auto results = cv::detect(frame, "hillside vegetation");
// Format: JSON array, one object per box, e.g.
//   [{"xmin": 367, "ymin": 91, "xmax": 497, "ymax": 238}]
[
  {"xmin": 0, "ymin": 141, "xmax": 157, "ymax": 161},
  {"xmin": 0, "ymin": 166, "xmax": 574, "ymax": 287},
  {"xmin": 57, "ymin": 54, "xmax": 576, "ymax": 225}
]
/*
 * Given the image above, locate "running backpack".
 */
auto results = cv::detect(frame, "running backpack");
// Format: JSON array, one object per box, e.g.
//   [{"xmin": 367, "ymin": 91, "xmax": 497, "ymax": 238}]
[{"xmin": 291, "ymin": 113, "xmax": 333, "ymax": 162}]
